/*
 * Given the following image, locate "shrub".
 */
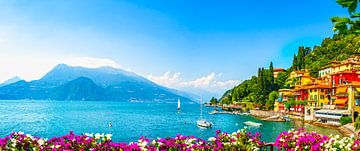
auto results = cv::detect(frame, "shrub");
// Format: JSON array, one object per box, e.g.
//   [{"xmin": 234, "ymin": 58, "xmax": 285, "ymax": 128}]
[
  {"xmin": 355, "ymin": 116, "xmax": 360, "ymax": 130},
  {"xmin": 340, "ymin": 116, "xmax": 353, "ymax": 125}
]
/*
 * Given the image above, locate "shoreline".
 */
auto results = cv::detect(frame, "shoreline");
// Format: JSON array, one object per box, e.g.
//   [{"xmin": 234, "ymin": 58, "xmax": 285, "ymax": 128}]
[{"xmin": 247, "ymin": 110, "xmax": 354, "ymax": 137}]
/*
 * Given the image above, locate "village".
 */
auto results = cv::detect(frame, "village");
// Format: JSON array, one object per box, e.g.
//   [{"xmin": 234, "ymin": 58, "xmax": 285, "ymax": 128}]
[{"xmin": 274, "ymin": 55, "xmax": 360, "ymax": 126}]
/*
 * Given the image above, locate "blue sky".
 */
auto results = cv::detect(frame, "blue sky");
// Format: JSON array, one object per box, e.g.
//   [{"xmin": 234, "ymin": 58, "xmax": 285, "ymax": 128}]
[{"xmin": 0, "ymin": 0, "xmax": 349, "ymax": 97}]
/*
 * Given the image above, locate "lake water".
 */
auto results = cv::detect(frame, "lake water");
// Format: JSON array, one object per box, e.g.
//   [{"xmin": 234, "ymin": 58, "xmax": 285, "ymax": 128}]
[{"xmin": 0, "ymin": 100, "xmax": 342, "ymax": 143}]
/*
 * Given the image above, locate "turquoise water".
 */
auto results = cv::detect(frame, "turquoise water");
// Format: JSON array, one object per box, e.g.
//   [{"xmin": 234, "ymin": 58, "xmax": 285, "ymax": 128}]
[{"xmin": 0, "ymin": 100, "xmax": 341, "ymax": 143}]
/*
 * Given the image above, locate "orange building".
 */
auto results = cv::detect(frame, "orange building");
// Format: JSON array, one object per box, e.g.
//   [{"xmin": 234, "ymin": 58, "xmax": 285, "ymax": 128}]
[{"xmin": 273, "ymin": 68, "xmax": 286, "ymax": 78}]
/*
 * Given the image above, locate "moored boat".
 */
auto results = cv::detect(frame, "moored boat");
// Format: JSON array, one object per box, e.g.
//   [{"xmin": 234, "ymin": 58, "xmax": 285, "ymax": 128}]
[
  {"xmin": 243, "ymin": 121, "xmax": 262, "ymax": 127},
  {"xmin": 196, "ymin": 97, "xmax": 212, "ymax": 128},
  {"xmin": 197, "ymin": 120, "xmax": 212, "ymax": 128}
]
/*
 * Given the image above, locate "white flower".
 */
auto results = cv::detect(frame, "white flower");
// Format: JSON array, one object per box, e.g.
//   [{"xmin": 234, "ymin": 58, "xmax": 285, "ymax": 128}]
[
  {"xmin": 335, "ymin": 135, "xmax": 340, "ymax": 139},
  {"xmin": 151, "ymin": 140, "xmax": 156, "ymax": 145},
  {"xmin": 38, "ymin": 139, "xmax": 45, "ymax": 146},
  {"xmin": 208, "ymin": 137, "xmax": 216, "ymax": 142},
  {"xmin": 85, "ymin": 133, "xmax": 94, "ymax": 137},
  {"xmin": 18, "ymin": 132, "xmax": 24, "ymax": 135},
  {"xmin": 95, "ymin": 133, "xmax": 101, "ymax": 140},
  {"xmin": 10, "ymin": 138, "xmax": 16, "ymax": 143},
  {"xmin": 105, "ymin": 134, "xmax": 112, "ymax": 140},
  {"xmin": 26, "ymin": 134, "xmax": 33, "ymax": 139}
]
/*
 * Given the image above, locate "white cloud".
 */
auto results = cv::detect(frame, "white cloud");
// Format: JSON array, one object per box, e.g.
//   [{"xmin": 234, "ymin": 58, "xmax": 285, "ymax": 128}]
[{"xmin": 147, "ymin": 71, "xmax": 240, "ymax": 93}]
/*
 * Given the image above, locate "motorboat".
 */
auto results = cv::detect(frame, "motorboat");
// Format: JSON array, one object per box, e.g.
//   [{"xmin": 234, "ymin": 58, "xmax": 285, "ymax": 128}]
[{"xmin": 243, "ymin": 121, "xmax": 262, "ymax": 127}]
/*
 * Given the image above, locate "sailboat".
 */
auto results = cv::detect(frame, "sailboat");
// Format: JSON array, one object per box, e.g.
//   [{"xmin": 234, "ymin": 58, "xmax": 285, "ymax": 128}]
[
  {"xmin": 196, "ymin": 97, "xmax": 212, "ymax": 128},
  {"xmin": 177, "ymin": 98, "xmax": 181, "ymax": 110}
]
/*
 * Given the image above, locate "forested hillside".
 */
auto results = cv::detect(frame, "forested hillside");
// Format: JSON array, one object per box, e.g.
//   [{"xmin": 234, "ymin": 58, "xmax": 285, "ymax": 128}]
[{"xmin": 219, "ymin": 0, "xmax": 360, "ymax": 109}]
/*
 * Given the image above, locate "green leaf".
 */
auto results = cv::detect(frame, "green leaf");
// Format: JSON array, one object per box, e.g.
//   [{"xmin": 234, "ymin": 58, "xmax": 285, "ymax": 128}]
[
  {"xmin": 336, "ymin": 0, "xmax": 358, "ymax": 14},
  {"xmin": 351, "ymin": 13, "xmax": 360, "ymax": 18}
]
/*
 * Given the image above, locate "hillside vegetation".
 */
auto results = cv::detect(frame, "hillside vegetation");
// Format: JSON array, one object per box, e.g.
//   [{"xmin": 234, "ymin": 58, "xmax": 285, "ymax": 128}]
[{"xmin": 219, "ymin": 0, "xmax": 360, "ymax": 109}]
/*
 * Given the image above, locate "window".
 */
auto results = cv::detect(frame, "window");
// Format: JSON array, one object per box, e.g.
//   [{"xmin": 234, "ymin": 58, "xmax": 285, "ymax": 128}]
[
  {"xmin": 310, "ymin": 95, "xmax": 313, "ymax": 101},
  {"xmin": 315, "ymin": 95, "xmax": 318, "ymax": 101},
  {"xmin": 321, "ymin": 89, "xmax": 324, "ymax": 92},
  {"xmin": 315, "ymin": 89, "xmax": 317, "ymax": 92},
  {"xmin": 310, "ymin": 89, "xmax": 312, "ymax": 92},
  {"xmin": 356, "ymin": 99, "xmax": 360, "ymax": 106},
  {"xmin": 320, "ymin": 95, "xmax": 324, "ymax": 99}
]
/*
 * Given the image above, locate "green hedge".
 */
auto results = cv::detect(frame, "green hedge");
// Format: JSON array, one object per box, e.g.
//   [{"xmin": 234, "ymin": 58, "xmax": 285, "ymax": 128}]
[{"xmin": 340, "ymin": 116, "xmax": 352, "ymax": 125}]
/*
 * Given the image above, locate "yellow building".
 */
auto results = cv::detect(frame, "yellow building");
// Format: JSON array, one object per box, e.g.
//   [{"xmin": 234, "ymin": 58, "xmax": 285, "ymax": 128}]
[
  {"xmin": 333, "ymin": 83, "xmax": 360, "ymax": 121},
  {"xmin": 307, "ymin": 84, "xmax": 331, "ymax": 107},
  {"xmin": 331, "ymin": 56, "xmax": 360, "ymax": 74},
  {"xmin": 288, "ymin": 70, "xmax": 312, "ymax": 88}
]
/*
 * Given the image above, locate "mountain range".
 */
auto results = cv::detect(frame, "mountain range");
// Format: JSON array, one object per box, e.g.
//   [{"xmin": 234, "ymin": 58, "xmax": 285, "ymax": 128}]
[
  {"xmin": 0, "ymin": 64, "xmax": 195, "ymax": 103},
  {"xmin": 0, "ymin": 76, "xmax": 21, "ymax": 87}
]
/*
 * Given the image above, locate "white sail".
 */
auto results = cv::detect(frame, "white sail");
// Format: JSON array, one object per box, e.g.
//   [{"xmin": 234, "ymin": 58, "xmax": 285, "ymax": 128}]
[{"xmin": 177, "ymin": 98, "xmax": 180, "ymax": 110}]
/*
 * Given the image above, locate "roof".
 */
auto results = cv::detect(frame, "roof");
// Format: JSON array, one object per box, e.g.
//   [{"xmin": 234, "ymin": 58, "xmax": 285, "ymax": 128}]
[
  {"xmin": 336, "ymin": 86, "xmax": 348, "ymax": 94},
  {"xmin": 334, "ymin": 98, "xmax": 348, "ymax": 106},
  {"xmin": 315, "ymin": 109, "xmax": 350, "ymax": 115},
  {"xmin": 274, "ymin": 68, "xmax": 286, "ymax": 72},
  {"xmin": 307, "ymin": 84, "xmax": 332, "ymax": 89},
  {"xmin": 330, "ymin": 70, "xmax": 360, "ymax": 76},
  {"xmin": 278, "ymin": 89, "xmax": 291, "ymax": 92}
]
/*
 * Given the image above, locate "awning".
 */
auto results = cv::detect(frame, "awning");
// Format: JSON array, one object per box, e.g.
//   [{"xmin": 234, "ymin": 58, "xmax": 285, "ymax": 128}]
[
  {"xmin": 336, "ymin": 87, "xmax": 348, "ymax": 94},
  {"xmin": 334, "ymin": 98, "xmax": 348, "ymax": 105}
]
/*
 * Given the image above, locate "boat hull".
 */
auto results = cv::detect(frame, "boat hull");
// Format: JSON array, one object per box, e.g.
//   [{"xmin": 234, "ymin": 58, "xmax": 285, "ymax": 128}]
[
  {"xmin": 197, "ymin": 120, "xmax": 212, "ymax": 128},
  {"xmin": 243, "ymin": 121, "xmax": 262, "ymax": 127}
]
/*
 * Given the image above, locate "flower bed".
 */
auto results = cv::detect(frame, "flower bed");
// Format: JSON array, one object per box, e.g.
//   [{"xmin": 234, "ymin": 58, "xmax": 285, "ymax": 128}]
[
  {"xmin": 274, "ymin": 128, "xmax": 360, "ymax": 151},
  {"xmin": 0, "ymin": 128, "xmax": 359, "ymax": 151},
  {"xmin": 0, "ymin": 128, "xmax": 262, "ymax": 151}
]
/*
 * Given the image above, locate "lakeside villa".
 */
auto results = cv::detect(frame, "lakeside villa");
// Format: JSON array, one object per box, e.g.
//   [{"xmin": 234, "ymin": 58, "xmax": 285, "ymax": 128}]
[{"xmin": 274, "ymin": 55, "xmax": 360, "ymax": 125}]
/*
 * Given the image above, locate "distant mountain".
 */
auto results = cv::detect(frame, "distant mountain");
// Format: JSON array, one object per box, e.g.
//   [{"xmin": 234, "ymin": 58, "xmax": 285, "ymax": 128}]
[
  {"xmin": 0, "ymin": 76, "xmax": 22, "ymax": 87},
  {"xmin": 49, "ymin": 77, "xmax": 105, "ymax": 101},
  {"xmin": 37, "ymin": 64, "xmax": 149, "ymax": 88},
  {"xmin": 0, "ymin": 64, "xmax": 195, "ymax": 103}
]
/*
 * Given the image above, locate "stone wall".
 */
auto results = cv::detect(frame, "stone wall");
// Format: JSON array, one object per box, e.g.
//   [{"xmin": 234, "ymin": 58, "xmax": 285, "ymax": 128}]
[{"xmin": 250, "ymin": 110, "xmax": 285, "ymax": 117}]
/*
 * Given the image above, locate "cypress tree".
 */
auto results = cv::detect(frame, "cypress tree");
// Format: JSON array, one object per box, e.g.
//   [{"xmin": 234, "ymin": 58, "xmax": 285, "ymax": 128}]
[
  {"xmin": 297, "ymin": 47, "xmax": 304, "ymax": 70},
  {"xmin": 258, "ymin": 68, "xmax": 263, "ymax": 90},
  {"xmin": 269, "ymin": 62, "xmax": 274, "ymax": 83},
  {"xmin": 292, "ymin": 54, "xmax": 297, "ymax": 70}
]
